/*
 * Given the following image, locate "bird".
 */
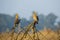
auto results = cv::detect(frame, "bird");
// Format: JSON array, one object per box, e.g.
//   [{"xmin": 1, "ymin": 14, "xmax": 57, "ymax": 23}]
[
  {"xmin": 32, "ymin": 11, "xmax": 39, "ymax": 25},
  {"xmin": 14, "ymin": 13, "xmax": 20, "ymax": 27}
]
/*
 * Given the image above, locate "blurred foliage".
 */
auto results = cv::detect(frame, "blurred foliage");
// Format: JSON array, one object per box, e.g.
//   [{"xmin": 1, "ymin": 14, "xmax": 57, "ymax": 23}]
[{"xmin": 0, "ymin": 13, "xmax": 60, "ymax": 32}]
